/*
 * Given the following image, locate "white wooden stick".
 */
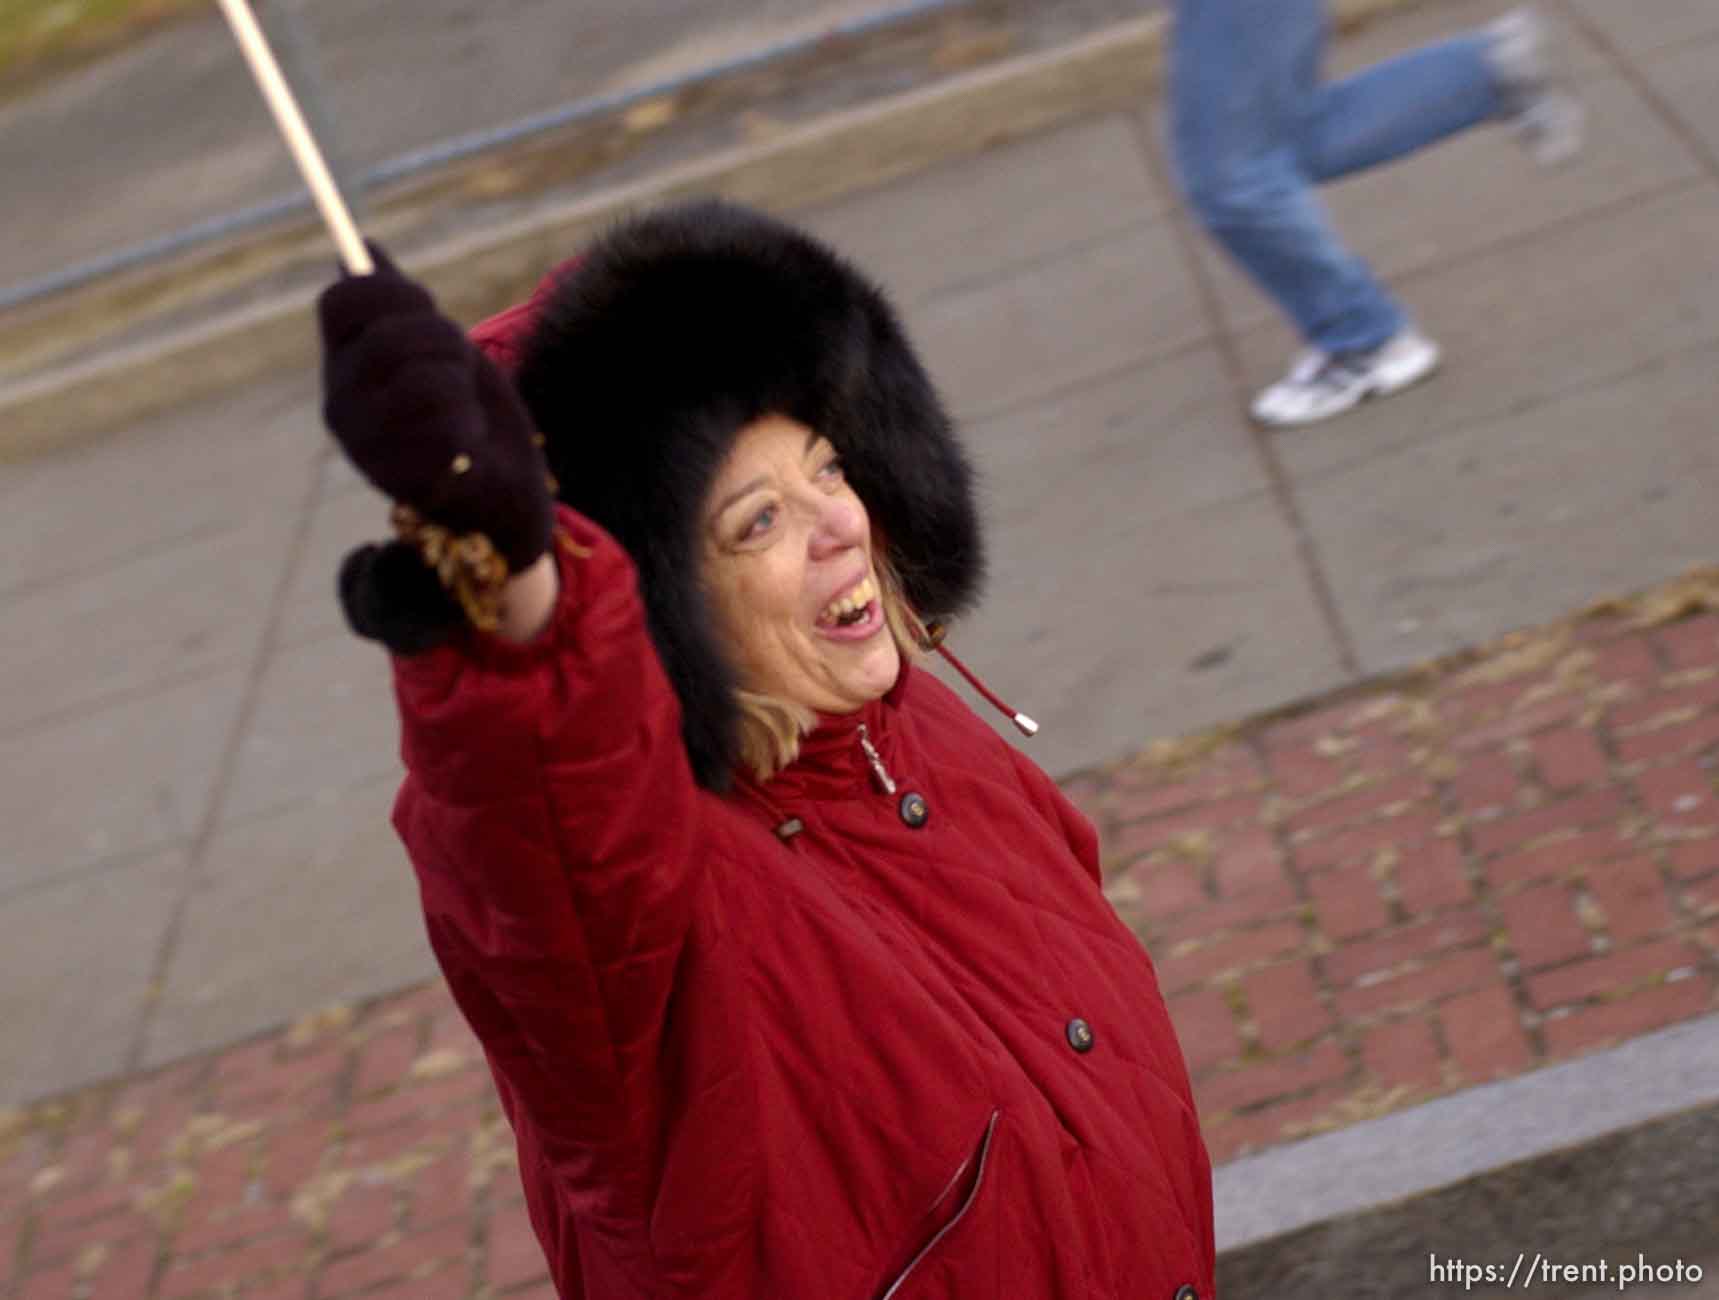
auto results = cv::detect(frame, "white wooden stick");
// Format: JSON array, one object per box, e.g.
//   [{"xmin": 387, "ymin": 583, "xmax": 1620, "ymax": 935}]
[{"xmin": 214, "ymin": 0, "xmax": 373, "ymax": 274}]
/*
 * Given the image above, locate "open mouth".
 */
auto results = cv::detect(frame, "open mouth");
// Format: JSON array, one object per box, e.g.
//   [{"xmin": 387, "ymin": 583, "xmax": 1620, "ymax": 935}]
[{"xmin": 817, "ymin": 574, "xmax": 879, "ymax": 630}]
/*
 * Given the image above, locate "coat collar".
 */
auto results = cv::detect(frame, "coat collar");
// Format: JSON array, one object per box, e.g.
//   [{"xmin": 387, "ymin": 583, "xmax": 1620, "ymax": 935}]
[{"xmin": 737, "ymin": 659, "xmax": 917, "ymax": 807}]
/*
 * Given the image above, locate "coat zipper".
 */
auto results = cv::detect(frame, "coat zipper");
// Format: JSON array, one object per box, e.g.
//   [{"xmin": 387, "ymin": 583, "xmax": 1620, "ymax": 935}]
[
  {"xmin": 877, "ymin": 1110, "xmax": 1001, "ymax": 1300},
  {"xmin": 856, "ymin": 723, "xmax": 897, "ymax": 795}
]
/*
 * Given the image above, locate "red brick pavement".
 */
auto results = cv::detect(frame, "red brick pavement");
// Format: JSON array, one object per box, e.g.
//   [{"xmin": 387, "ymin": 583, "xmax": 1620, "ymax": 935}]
[
  {"xmin": 1075, "ymin": 597, "xmax": 1719, "ymax": 1170},
  {"xmin": 5, "ymin": 596, "xmax": 1719, "ymax": 1298}
]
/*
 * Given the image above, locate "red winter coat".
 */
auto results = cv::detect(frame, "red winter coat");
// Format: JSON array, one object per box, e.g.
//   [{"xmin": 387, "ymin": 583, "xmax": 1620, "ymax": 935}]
[{"xmin": 389, "ymin": 495, "xmax": 1215, "ymax": 1297}]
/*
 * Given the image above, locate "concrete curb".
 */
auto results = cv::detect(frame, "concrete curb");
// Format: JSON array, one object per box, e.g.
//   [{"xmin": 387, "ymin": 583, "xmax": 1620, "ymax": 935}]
[
  {"xmin": 0, "ymin": 14, "xmax": 1163, "ymax": 458},
  {"xmin": 1215, "ymin": 1014, "xmax": 1719, "ymax": 1299},
  {"xmin": 0, "ymin": 0, "xmax": 1437, "ymax": 459}
]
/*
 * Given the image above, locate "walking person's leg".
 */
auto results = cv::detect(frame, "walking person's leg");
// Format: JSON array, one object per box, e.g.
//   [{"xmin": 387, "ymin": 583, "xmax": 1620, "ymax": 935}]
[
  {"xmin": 1168, "ymin": 3, "xmax": 1583, "ymax": 426},
  {"xmin": 1298, "ymin": 34, "xmax": 1501, "ymax": 181},
  {"xmin": 1299, "ymin": 10, "xmax": 1582, "ymax": 183},
  {"xmin": 1168, "ymin": 0, "xmax": 1437, "ymax": 426}
]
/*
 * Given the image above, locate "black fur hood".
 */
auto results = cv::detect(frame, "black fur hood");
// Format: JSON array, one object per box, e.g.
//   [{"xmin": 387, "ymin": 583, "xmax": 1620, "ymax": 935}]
[{"xmin": 499, "ymin": 198, "xmax": 985, "ymax": 789}]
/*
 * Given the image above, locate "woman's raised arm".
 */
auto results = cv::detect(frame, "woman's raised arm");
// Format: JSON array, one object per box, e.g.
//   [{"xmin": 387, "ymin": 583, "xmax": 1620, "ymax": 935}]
[{"xmin": 315, "ymin": 256, "xmax": 748, "ymax": 1254}]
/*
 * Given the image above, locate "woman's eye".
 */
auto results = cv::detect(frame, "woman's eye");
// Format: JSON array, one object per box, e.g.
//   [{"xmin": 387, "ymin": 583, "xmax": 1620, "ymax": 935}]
[
  {"xmin": 817, "ymin": 456, "xmax": 844, "ymax": 482},
  {"xmin": 741, "ymin": 505, "xmax": 777, "ymax": 541}
]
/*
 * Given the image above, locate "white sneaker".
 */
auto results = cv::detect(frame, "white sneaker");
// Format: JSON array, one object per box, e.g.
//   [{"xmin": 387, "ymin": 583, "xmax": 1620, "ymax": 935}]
[
  {"xmin": 1514, "ymin": 89, "xmax": 1586, "ymax": 167},
  {"xmin": 1251, "ymin": 328, "xmax": 1442, "ymax": 427},
  {"xmin": 1486, "ymin": 7, "xmax": 1586, "ymax": 167}
]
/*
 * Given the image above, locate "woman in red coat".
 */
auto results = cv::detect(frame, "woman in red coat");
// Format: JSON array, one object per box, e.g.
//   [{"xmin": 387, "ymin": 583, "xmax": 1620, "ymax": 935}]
[{"xmin": 318, "ymin": 199, "xmax": 1213, "ymax": 1299}]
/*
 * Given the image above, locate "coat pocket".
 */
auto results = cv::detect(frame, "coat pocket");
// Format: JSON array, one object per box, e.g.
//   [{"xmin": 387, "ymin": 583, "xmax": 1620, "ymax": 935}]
[{"xmin": 873, "ymin": 1109, "xmax": 1001, "ymax": 1300}]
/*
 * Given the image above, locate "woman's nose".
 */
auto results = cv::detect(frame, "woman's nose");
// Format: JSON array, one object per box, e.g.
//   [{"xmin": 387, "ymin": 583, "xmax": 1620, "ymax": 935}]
[{"xmin": 806, "ymin": 491, "xmax": 866, "ymax": 557}]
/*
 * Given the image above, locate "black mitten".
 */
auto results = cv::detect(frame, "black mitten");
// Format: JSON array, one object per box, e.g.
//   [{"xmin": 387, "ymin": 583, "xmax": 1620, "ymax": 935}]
[
  {"xmin": 317, "ymin": 246, "xmax": 554, "ymax": 575},
  {"xmin": 337, "ymin": 541, "xmax": 466, "ymax": 655}
]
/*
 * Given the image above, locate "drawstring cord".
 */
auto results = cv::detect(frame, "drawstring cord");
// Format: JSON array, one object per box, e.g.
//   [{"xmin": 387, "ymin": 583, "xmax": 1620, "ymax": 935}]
[{"xmin": 918, "ymin": 620, "xmax": 1039, "ymax": 737}]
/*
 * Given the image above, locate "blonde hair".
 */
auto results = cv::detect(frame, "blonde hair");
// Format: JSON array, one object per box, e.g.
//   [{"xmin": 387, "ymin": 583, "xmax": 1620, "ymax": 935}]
[{"xmin": 733, "ymin": 553, "xmax": 921, "ymax": 783}]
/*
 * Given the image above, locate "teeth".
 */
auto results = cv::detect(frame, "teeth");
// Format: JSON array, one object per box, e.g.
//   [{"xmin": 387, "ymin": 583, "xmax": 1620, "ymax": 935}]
[{"xmin": 820, "ymin": 575, "xmax": 878, "ymax": 625}]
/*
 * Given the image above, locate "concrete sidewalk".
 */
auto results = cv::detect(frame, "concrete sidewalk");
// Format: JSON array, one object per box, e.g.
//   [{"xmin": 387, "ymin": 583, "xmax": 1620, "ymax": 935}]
[{"xmin": 3, "ymin": 0, "xmax": 1719, "ymax": 1292}]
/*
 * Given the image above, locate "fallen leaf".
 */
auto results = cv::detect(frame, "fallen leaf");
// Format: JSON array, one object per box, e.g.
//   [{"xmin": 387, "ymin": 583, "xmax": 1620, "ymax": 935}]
[
  {"xmin": 407, "ymin": 1049, "xmax": 469, "ymax": 1083},
  {"xmin": 622, "ymin": 97, "xmax": 678, "ymax": 133},
  {"xmin": 286, "ymin": 1003, "xmax": 354, "ymax": 1051}
]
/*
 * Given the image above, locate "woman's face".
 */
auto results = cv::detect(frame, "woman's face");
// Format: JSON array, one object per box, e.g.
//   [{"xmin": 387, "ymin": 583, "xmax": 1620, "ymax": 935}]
[{"xmin": 702, "ymin": 414, "xmax": 901, "ymax": 715}]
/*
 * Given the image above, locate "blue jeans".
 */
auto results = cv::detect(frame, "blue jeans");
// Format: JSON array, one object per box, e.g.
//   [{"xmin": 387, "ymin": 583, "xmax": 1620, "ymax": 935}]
[{"xmin": 1168, "ymin": 0, "xmax": 1502, "ymax": 355}]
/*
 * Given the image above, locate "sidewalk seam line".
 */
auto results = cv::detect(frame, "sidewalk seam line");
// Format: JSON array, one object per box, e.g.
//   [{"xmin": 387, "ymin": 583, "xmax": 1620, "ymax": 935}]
[
  {"xmin": 1220, "ymin": 173, "xmax": 1708, "ymax": 351},
  {"xmin": 1552, "ymin": 0, "xmax": 1719, "ymax": 184},
  {"xmin": 0, "ymin": 837, "xmax": 191, "ymax": 910},
  {"xmin": 126, "ymin": 447, "xmax": 332, "ymax": 1076},
  {"xmin": 901, "ymin": 203, "xmax": 1173, "ymax": 306},
  {"xmin": 955, "ymin": 332, "xmax": 1219, "ymax": 430},
  {"xmin": 0, "ymin": 653, "xmax": 257, "ymax": 745},
  {"xmin": 1285, "ymin": 321, "xmax": 1719, "ymax": 495},
  {"xmin": 0, "ymin": 518, "xmax": 235, "ymax": 605},
  {"xmin": 1122, "ymin": 105, "xmax": 1363, "ymax": 680}
]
